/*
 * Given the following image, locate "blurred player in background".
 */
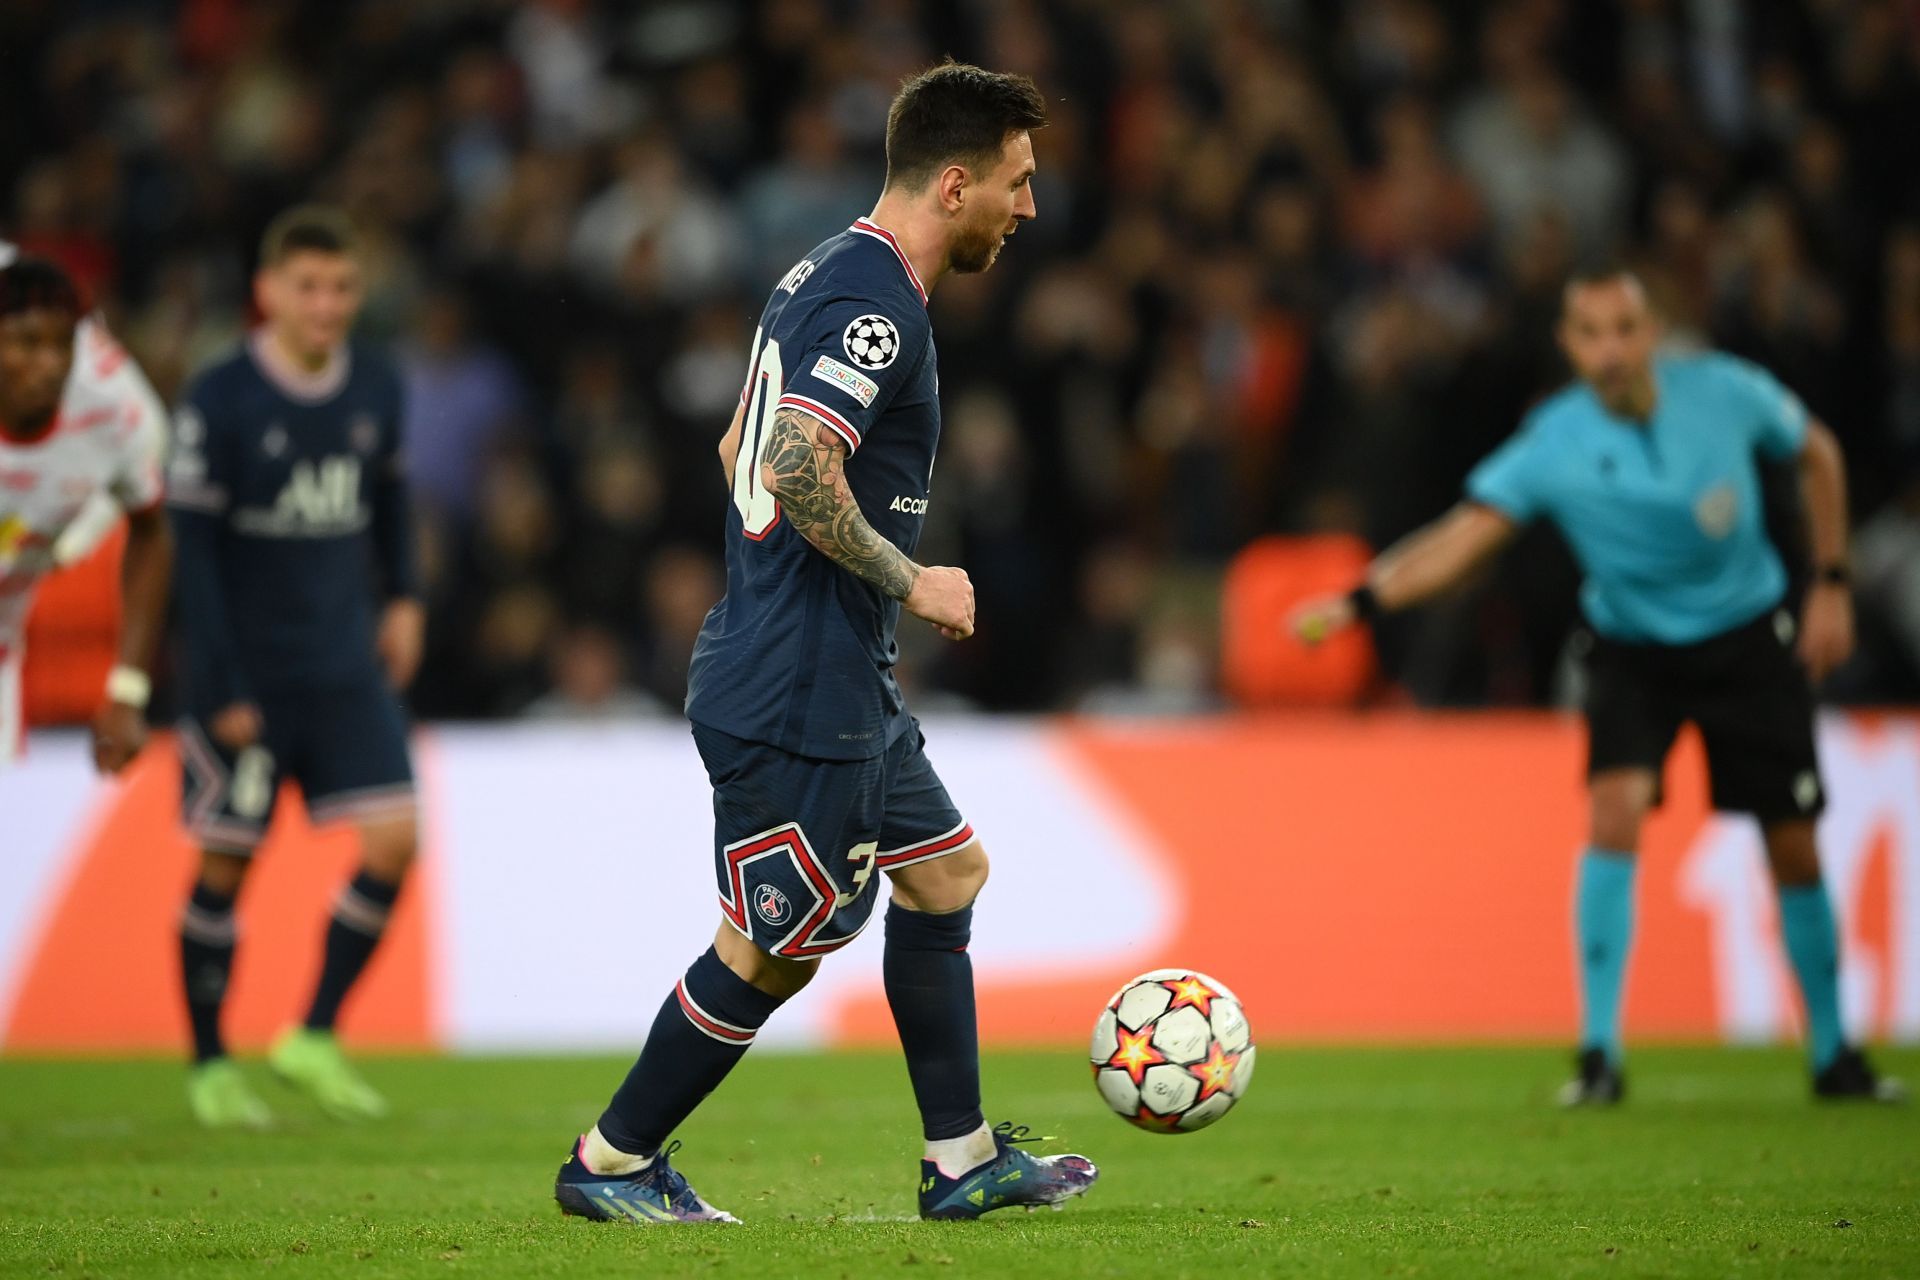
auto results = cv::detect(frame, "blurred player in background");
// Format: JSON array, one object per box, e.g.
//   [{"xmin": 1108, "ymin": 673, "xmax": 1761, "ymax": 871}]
[
  {"xmin": 1296, "ymin": 269, "xmax": 1903, "ymax": 1105},
  {"xmin": 555, "ymin": 63, "xmax": 1098, "ymax": 1224},
  {"xmin": 168, "ymin": 207, "xmax": 424, "ymax": 1128},
  {"xmin": 0, "ymin": 252, "xmax": 171, "ymax": 773}
]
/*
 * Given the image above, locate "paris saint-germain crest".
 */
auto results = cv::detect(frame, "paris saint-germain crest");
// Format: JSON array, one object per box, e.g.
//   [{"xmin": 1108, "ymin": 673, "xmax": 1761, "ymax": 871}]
[{"xmin": 753, "ymin": 884, "xmax": 792, "ymax": 926}]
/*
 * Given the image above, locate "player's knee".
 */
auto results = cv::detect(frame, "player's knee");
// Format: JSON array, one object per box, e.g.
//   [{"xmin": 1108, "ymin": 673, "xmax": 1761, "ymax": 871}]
[
  {"xmin": 887, "ymin": 842, "xmax": 988, "ymax": 915},
  {"xmin": 714, "ymin": 922, "xmax": 819, "ymax": 999},
  {"xmin": 197, "ymin": 850, "xmax": 250, "ymax": 897},
  {"xmin": 1589, "ymin": 807, "xmax": 1643, "ymax": 853},
  {"xmin": 1588, "ymin": 771, "xmax": 1654, "ymax": 852},
  {"xmin": 1761, "ymin": 820, "xmax": 1822, "ymax": 886},
  {"xmin": 356, "ymin": 814, "xmax": 418, "ymax": 883}
]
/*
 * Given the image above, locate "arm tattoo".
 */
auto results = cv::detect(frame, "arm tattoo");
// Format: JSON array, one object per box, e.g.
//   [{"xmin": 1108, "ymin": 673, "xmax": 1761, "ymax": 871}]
[{"xmin": 761, "ymin": 407, "xmax": 921, "ymax": 599}]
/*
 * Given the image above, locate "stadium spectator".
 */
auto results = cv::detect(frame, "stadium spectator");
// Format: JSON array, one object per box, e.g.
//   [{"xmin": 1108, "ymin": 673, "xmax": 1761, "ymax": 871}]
[{"xmin": 6, "ymin": 0, "xmax": 1918, "ymax": 716}]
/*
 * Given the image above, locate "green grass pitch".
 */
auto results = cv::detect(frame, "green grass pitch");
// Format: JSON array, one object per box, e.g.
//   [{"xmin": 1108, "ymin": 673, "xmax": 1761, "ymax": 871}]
[{"xmin": 2, "ymin": 1047, "xmax": 1916, "ymax": 1278}]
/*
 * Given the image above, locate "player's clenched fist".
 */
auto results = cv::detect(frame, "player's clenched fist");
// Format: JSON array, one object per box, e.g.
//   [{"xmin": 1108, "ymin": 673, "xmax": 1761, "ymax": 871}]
[
  {"xmin": 90, "ymin": 701, "xmax": 148, "ymax": 775},
  {"xmin": 906, "ymin": 565, "xmax": 975, "ymax": 639},
  {"xmin": 1288, "ymin": 593, "xmax": 1358, "ymax": 646}
]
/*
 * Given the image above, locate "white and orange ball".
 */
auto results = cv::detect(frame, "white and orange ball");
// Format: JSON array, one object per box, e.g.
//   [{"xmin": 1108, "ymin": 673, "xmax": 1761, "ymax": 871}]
[{"xmin": 1089, "ymin": 968, "xmax": 1254, "ymax": 1133}]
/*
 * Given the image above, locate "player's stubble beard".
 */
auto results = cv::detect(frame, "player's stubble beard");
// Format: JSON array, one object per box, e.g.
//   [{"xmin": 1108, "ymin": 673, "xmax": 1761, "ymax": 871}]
[{"xmin": 949, "ymin": 209, "xmax": 1009, "ymax": 275}]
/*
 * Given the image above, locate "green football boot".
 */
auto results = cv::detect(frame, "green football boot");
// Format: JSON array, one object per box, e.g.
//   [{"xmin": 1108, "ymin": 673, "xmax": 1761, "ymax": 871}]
[
  {"xmin": 268, "ymin": 1027, "xmax": 389, "ymax": 1120},
  {"xmin": 187, "ymin": 1058, "xmax": 274, "ymax": 1130}
]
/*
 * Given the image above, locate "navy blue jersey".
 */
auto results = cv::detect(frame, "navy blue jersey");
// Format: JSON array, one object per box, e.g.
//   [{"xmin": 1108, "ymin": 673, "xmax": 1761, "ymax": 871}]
[
  {"xmin": 686, "ymin": 218, "xmax": 940, "ymax": 760},
  {"xmin": 167, "ymin": 335, "xmax": 415, "ymax": 714}
]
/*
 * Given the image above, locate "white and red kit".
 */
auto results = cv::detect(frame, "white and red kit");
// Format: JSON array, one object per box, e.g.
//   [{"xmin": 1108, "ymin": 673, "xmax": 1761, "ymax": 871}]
[{"xmin": 0, "ymin": 316, "xmax": 167, "ymax": 762}]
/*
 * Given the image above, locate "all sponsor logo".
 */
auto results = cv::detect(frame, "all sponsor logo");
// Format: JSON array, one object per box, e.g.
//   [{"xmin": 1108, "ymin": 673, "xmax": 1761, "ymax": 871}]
[
  {"xmin": 810, "ymin": 355, "xmax": 879, "ymax": 407},
  {"xmin": 888, "ymin": 495, "xmax": 929, "ymax": 515},
  {"xmin": 233, "ymin": 455, "xmax": 367, "ymax": 536}
]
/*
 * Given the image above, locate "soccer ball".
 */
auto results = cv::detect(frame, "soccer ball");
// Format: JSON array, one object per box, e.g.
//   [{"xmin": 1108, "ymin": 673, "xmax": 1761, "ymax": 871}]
[{"xmin": 1089, "ymin": 968, "xmax": 1254, "ymax": 1133}]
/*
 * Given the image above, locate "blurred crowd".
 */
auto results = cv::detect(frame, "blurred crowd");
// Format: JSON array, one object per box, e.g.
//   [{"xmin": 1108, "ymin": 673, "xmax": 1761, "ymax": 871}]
[{"xmin": 6, "ymin": 0, "xmax": 1920, "ymax": 716}]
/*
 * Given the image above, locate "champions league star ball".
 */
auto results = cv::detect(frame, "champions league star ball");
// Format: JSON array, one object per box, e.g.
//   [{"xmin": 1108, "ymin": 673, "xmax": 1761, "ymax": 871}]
[{"xmin": 1090, "ymin": 969, "xmax": 1254, "ymax": 1132}]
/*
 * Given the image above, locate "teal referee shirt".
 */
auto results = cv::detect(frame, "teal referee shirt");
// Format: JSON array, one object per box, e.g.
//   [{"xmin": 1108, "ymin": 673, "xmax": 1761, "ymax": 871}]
[{"xmin": 1466, "ymin": 352, "xmax": 1809, "ymax": 646}]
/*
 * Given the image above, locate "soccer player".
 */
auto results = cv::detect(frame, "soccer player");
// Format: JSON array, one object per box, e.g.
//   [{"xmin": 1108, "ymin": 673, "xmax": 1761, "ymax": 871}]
[
  {"xmin": 0, "ymin": 253, "xmax": 171, "ymax": 773},
  {"xmin": 1295, "ymin": 268, "xmax": 1904, "ymax": 1105},
  {"xmin": 168, "ymin": 207, "xmax": 423, "ymax": 1128},
  {"xmin": 554, "ymin": 64, "xmax": 1099, "ymax": 1224}
]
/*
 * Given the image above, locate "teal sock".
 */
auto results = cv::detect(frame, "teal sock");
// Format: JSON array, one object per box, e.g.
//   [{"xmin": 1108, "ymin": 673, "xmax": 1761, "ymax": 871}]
[
  {"xmin": 1575, "ymin": 848, "xmax": 1636, "ymax": 1064},
  {"xmin": 1777, "ymin": 882, "xmax": 1844, "ymax": 1071}
]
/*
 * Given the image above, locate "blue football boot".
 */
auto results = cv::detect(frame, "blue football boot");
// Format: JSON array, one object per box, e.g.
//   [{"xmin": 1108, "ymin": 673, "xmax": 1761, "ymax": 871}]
[
  {"xmin": 554, "ymin": 1138, "xmax": 739, "ymax": 1224},
  {"xmin": 918, "ymin": 1122, "xmax": 1099, "ymax": 1220}
]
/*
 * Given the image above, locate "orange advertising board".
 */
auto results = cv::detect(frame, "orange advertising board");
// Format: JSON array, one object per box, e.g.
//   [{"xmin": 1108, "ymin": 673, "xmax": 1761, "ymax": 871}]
[{"xmin": 2, "ymin": 715, "xmax": 1914, "ymax": 1055}]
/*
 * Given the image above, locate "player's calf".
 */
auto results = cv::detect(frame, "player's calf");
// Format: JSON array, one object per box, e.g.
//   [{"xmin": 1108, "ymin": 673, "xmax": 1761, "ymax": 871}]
[{"xmin": 581, "ymin": 940, "xmax": 795, "ymax": 1186}]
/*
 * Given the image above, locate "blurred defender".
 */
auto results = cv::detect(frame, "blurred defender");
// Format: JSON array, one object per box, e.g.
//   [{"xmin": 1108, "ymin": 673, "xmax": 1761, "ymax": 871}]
[
  {"xmin": 0, "ymin": 253, "xmax": 171, "ymax": 773},
  {"xmin": 1297, "ymin": 270, "xmax": 1902, "ymax": 1105},
  {"xmin": 168, "ymin": 208, "xmax": 424, "ymax": 1127},
  {"xmin": 554, "ymin": 64, "xmax": 1098, "ymax": 1224}
]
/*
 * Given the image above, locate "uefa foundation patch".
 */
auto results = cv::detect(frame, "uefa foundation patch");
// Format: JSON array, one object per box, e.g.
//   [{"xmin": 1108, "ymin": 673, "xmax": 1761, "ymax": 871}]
[{"xmin": 811, "ymin": 355, "xmax": 880, "ymax": 407}]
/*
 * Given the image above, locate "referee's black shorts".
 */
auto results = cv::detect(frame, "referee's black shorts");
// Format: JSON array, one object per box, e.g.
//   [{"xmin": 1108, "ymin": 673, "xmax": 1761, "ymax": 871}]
[{"xmin": 1583, "ymin": 604, "xmax": 1825, "ymax": 822}]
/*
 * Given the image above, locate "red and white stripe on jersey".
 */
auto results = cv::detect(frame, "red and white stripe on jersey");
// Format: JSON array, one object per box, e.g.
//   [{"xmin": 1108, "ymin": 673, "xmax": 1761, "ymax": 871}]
[
  {"xmin": 849, "ymin": 219, "xmax": 928, "ymax": 306},
  {"xmin": 875, "ymin": 820, "xmax": 976, "ymax": 871},
  {"xmin": 675, "ymin": 978, "xmax": 757, "ymax": 1044},
  {"xmin": 776, "ymin": 393, "xmax": 863, "ymax": 454}
]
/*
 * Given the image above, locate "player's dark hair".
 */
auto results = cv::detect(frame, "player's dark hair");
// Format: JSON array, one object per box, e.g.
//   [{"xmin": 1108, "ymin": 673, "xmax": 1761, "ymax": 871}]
[
  {"xmin": 1564, "ymin": 263, "xmax": 1645, "ymax": 295},
  {"xmin": 259, "ymin": 204, "xmax": 358, "ymax": 267},
  {"xmin": 0, "ymin": 256, "xmax": 82, "ymax": 320},
  {"xmin": 884, "ymin": 61, "xmax": 1047, "ymax": 191}
]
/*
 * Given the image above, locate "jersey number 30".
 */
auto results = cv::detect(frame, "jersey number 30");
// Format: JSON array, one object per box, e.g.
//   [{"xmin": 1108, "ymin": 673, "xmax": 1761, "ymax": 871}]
[{"xmin": 732, "ymin": 326, "xmax": 783, "ymax": 539}]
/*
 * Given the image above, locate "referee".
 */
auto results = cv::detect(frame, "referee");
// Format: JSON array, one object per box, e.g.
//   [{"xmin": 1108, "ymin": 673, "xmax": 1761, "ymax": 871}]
[{"xmin": 1296, "ymin": 268, "xmax": 1903, "ymax": 1105}]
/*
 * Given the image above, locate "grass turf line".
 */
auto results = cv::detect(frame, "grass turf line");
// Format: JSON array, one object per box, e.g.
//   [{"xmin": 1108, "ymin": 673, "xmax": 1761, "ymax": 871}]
[{"xmin": 1, "ymin": 1047, "xmax": 1915, "ymax": 1278}]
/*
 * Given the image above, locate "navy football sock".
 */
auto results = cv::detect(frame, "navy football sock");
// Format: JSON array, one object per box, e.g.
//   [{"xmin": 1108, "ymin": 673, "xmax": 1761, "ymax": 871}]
[
  {"xmin": 596, "ymin": 946, "xmax": 785, "ymax": 1157},
  {"xmin": 180, "ymin": 883, "xmax": 238, "ymax": 1064},
  {"xmin": 884, "ymin": 901, "xmax": 985, "ymax": 1141},
  {"xmin": 304, "ymin": 870, "xmax": 401, "ymax": 1031}
]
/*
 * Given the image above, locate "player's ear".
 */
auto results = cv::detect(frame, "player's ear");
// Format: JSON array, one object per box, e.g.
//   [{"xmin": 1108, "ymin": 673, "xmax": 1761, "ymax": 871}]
[{"xmin": 938, "ymin": 163, "xmax": 969, "ymax": 215}]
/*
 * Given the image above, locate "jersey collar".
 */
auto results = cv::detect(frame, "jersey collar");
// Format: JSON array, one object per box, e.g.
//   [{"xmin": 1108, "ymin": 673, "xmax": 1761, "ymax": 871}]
[
  {"xmin": 849, "ymin": 218, "xmax": 928, "ymax": 306},
  {"xmin": 248, "ymin": 330, "xmax": 352, "ymax": 405}
]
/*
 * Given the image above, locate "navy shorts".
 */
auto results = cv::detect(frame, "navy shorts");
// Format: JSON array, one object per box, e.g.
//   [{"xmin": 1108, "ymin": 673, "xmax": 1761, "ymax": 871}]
[
  {"xmin": 178, "ymin": 679, "xmax": 415, "ymax": 854},
  {"xmin": 692, "ymin": 721, "xmax": 973, "ymax": 960}
]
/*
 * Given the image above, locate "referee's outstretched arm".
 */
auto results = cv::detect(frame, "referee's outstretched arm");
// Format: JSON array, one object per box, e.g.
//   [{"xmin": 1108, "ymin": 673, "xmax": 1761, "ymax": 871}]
[{"xmin": 1291, "ymin": 502, "xmax": 1518, "ymax": 643}]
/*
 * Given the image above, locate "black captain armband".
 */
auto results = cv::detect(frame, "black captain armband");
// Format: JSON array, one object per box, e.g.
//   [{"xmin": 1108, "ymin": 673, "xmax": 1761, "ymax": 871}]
[{"xmin": 1347, "ymin": 583, "xmax": 1382, "ymax": 622}]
